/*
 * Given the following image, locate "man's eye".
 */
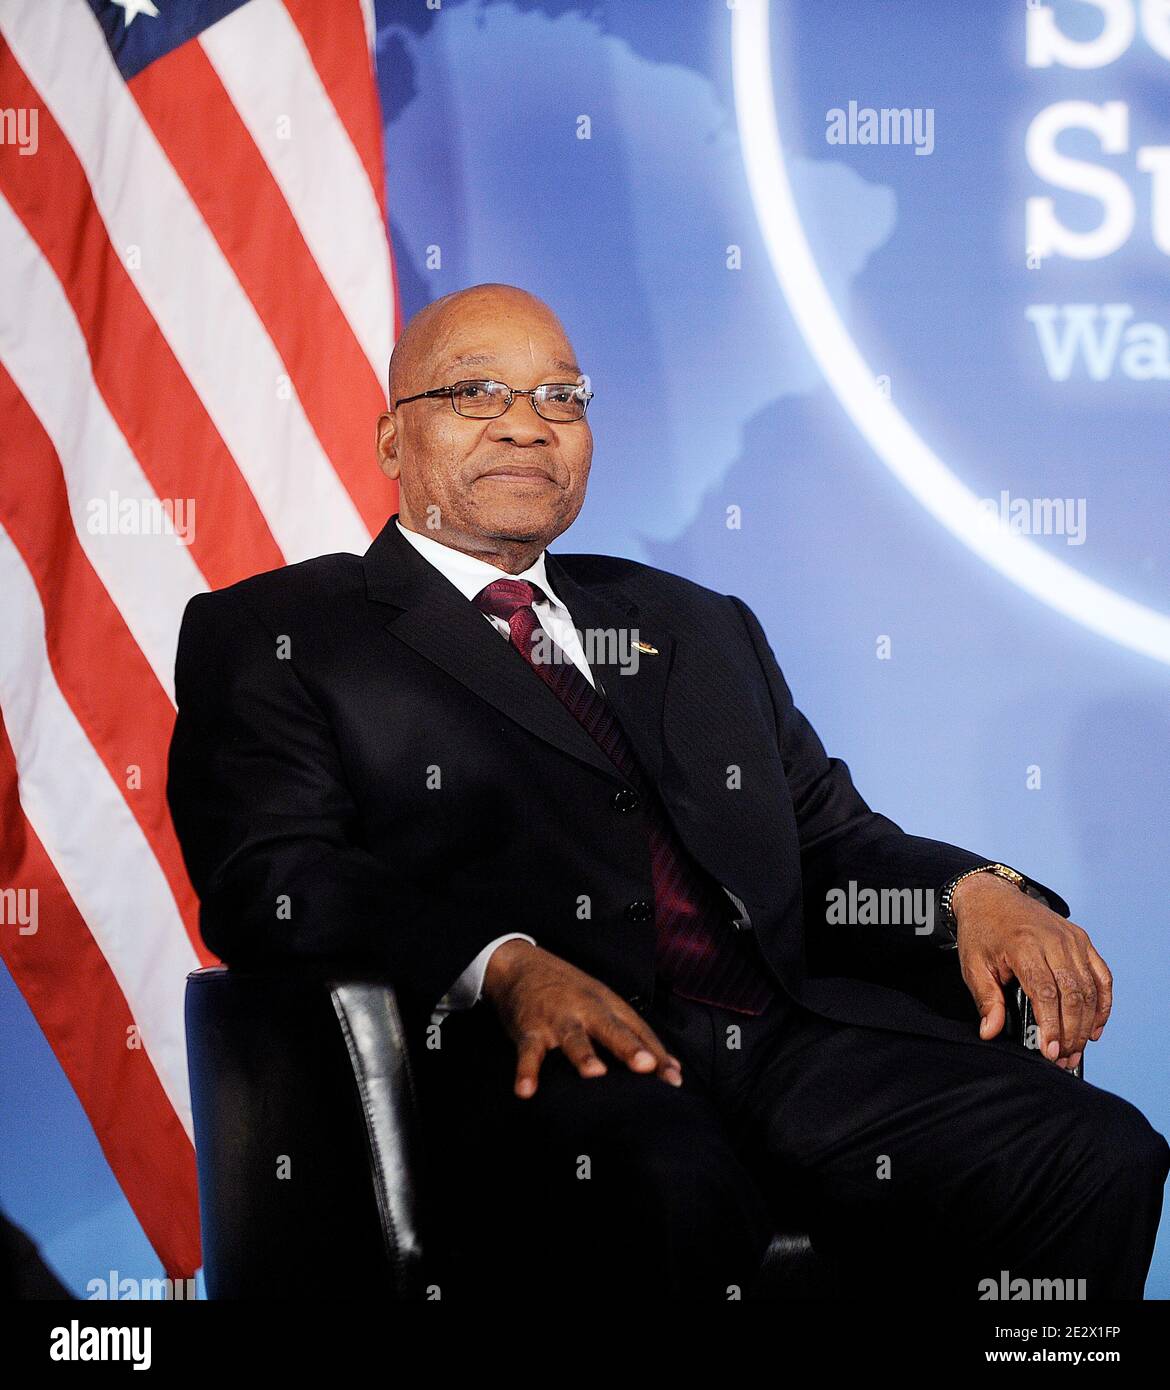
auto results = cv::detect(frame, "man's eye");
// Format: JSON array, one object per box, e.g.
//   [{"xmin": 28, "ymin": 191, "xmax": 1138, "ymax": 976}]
[{"xmin": 460, "ymin": 385, "xmax": 483, "ymax": 398}]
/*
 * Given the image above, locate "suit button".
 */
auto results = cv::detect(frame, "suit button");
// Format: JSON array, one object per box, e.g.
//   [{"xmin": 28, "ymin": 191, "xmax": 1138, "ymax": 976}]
[
  {"xmin": 625, "ymin": 899, "xmax": 653, "ymax": 923},
  {"xmin": 612, "ymin": 788, "xmax": 640, "ymax": 813}
]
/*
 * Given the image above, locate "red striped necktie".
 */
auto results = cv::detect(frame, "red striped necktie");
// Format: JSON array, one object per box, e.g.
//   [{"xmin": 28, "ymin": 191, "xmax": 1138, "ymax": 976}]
[{"xmin": 474, "ymin": 577, "xmax": 775, "ymax": 1016}]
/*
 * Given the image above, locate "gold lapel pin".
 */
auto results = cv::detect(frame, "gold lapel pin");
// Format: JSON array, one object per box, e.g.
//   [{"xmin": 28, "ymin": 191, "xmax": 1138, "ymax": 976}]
[{"xmin": 634, "ymin": 641, "xmax": 659, "ymax": 655}]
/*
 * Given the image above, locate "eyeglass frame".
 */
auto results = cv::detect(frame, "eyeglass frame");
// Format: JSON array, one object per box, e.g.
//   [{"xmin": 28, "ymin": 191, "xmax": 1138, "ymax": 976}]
[{"xmin": 393, "ymin": 378, "xmax": 594, "ymax": 422}]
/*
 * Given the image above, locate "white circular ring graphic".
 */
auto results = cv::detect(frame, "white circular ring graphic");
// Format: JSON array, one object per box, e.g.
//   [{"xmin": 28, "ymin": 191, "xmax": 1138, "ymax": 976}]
[{"xmin": 731, "ymin": 0, "xmax": 1170, "ymax": 666}]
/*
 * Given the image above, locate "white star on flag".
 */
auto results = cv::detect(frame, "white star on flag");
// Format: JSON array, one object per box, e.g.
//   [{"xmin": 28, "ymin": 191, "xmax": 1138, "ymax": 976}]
[{"xmin": 110, "ymin": 0, "xmax": 161, "ymax": 27}]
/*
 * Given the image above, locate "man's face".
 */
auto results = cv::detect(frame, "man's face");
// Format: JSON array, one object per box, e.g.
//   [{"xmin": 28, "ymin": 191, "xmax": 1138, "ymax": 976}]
[{"xmin": 377, "ymin": 296, "xmax": 592, "ymax": 557}]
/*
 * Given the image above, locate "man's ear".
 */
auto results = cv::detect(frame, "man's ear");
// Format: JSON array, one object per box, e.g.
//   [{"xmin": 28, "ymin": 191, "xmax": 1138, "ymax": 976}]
[{"xmin": 376, "ymin": 412, "xmax": 400, "ymax": 479}]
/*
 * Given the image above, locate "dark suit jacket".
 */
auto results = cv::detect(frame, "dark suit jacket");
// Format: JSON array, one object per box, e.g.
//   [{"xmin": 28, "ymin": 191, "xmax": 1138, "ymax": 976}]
[{"xmin": 166, "ymin": 514, "xmax": 1069, "ymax": 1050}]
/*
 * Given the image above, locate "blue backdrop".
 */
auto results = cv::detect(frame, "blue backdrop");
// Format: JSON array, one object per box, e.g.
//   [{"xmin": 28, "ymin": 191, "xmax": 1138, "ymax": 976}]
[{"xmin": 4, "ymin": 0, "xmax": 1167, "ymax": 1299}]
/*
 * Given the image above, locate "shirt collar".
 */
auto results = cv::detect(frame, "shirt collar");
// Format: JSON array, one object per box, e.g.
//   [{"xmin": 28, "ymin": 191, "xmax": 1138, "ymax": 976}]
[{"xmin": 395, "ymin": 518, "xmax": 568, "ymax": 612}]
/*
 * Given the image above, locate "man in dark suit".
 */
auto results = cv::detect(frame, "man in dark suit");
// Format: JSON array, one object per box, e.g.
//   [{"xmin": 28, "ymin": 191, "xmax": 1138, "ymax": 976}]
[{"xmin": 167, "ymin": 282, "xmax": 1169, "ymax": 1300}]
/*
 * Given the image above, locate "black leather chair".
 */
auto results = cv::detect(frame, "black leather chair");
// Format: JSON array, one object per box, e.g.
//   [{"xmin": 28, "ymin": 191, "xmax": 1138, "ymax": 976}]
[{"xmin": 185, "ymin": 964, "xmax": 1078, "ymax": 1300}]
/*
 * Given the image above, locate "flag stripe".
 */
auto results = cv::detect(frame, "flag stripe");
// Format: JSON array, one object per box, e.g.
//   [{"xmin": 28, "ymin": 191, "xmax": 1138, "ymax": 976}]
[
  {"xmin": 0, "ymin": 189, "xmax": 207, "ymax": 700},
  {"xmin": 349, "ymin": 0, "xmax": 402, "ymax": 337},
  {"xmin": 0, "ymin": 523, "xmax": 202, "ymax": 1132},
  {"xmin": 201, "ymin": 0, "xmax": 393, "ymax": 385},
  {"xmin": 0, "ymin": 365, "xmax": 209, "ymax": 958},
  {"xmin": 287, "ymin": 0, "xmax": 402, "ymax": 344},
  {"xmin": 358, "ymin": 0, "xmax": 376, "ymax": 59},
  {"xmin": 0, "ymin": 46, "xmax": 286, "ymax": 588},
  {"xmin": 128, "ymin": 39, "xmax": 394, "ymax": 536},
  {"xmin": 1, "ymin": 0, "xmax": 373, "ymax": 561},
  {"xmin": 0, "ymin": 0, "xmax": 401, "ymax": 1282},
  {"xmin": 0, "ymin": 716, "xmax": 201, "ymax": 1280},
  {"xmin": 284, "ymin": 0, "xmax": 388, "ymax": 245}
]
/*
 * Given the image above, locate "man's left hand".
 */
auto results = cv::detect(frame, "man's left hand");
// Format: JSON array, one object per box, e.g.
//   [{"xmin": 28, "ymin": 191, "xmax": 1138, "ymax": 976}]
[{"xmin": 953, "ymin": 872, "xmax": 1113, "ymax": 1068}]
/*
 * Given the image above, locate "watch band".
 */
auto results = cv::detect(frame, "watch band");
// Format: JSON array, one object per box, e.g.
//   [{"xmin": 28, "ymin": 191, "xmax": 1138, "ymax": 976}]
[{"xmin": 937, "ymin": 862, "xmax": 1027, "ymax": 948}]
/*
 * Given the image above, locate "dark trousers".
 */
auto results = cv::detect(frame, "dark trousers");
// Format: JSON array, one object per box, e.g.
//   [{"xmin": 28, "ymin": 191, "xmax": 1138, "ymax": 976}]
[{"xmin": 412, "ymin": 986, "xmax": 1170, "ymax": 1301}]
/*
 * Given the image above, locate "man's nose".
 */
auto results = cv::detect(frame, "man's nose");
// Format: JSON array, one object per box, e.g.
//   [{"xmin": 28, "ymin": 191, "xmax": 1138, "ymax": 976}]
[{"xmin": 485, "ymin": 396, "xmax": 550, "ymax": 444}]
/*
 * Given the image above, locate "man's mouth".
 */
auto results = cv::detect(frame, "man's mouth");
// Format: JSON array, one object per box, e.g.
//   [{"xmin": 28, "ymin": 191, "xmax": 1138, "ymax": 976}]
[{"xmin": 478, "ymin": 466, "xmax": 555, "ymax": 484}]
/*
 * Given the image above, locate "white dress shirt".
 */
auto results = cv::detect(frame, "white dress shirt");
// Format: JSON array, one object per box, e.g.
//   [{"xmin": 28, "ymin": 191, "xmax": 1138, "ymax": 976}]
[{"xmin": 395, "ymin": 519, "xmax": 595, "ymax": 1016}]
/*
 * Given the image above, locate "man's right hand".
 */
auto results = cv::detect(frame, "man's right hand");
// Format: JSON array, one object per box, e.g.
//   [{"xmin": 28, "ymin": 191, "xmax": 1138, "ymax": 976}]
[{"xmin": 482, "ymin": 940, "xmax": 684, "ymax": 1099}]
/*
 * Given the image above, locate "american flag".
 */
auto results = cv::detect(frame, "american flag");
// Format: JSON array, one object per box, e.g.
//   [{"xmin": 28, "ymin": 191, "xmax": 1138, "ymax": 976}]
[{"xmin": 0, "ymin": 0, "xmax": 399, "ymax": 1279}]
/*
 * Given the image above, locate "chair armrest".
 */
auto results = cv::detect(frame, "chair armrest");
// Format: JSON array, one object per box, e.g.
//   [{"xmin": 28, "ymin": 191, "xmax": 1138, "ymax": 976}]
[
  {"xmin": 327, "ymin": 978, "xmax": 427, "ymax": 1286},
  {"xmin": 185, "ymin": 966, "xmax": 426, "ymax": 1298},
  {"xmin": 1009, "ymin": 981, "xmax": 1085, "ymax": 1080}
]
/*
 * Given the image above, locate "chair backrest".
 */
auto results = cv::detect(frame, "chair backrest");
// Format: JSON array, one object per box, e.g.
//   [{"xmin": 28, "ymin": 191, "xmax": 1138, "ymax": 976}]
[{"xmin": 184, "ymin": 967, "xmax": 425, "ymax": 1299}]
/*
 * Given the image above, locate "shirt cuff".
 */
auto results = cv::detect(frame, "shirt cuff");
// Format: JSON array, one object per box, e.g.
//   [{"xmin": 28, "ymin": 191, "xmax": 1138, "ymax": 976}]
[{"xmin": 433, "ymin": 933, "xmax": 537, "ymax": 1014}]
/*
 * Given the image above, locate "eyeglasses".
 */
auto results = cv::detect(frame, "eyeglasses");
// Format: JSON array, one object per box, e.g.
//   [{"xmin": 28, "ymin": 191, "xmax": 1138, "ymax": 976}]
[{"xmin": 394, "ymin": 379, "xmax": 594, "ymax": 422}]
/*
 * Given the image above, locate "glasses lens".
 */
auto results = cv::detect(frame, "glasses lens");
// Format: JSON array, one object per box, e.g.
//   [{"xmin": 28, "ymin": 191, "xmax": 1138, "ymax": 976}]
[
  {"xmin": 451, "ymin": 380, "xmax": 511, "ymax": 417},
  {"xmin": 533, "ymin": 384, "xmax": 590, "ymax": 421}
]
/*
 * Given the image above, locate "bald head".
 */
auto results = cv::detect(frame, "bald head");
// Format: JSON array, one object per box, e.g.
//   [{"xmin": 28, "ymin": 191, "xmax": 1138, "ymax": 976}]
[
  {"xmin": 376, "ymin": 282, "xmax": 593, "ymax": 572},
  {"xmin": 387, "ymin": 283, "xmax": 571, "ymax": 407}
]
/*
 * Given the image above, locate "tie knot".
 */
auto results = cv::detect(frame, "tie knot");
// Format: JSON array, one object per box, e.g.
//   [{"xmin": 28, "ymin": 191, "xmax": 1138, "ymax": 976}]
[{"xmin": 474, "ymin": 577, "xmax": 546, "ymax": 622}]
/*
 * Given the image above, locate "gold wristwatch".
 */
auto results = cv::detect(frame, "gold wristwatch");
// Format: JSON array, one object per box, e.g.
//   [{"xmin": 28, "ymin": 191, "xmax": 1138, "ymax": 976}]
[{"xmin": 937, "ymin": 863, "xmax": 1027, "ymax": 947}]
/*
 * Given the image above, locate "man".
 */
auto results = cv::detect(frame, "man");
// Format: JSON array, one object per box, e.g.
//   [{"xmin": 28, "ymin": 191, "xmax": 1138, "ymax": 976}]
[{"xmin": 167, "ymin": 283, "xmax": 1169, "ymax": 1301}]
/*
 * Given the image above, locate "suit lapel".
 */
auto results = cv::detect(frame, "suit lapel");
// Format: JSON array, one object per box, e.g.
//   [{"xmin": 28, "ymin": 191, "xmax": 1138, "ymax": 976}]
[
  {"xmin": 542, "ymin": 551, "xmax": 675, "ymax": 786},
  {"xmin": 363, "ymin": 519, "xmax": 625, "ymax": 783}
]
